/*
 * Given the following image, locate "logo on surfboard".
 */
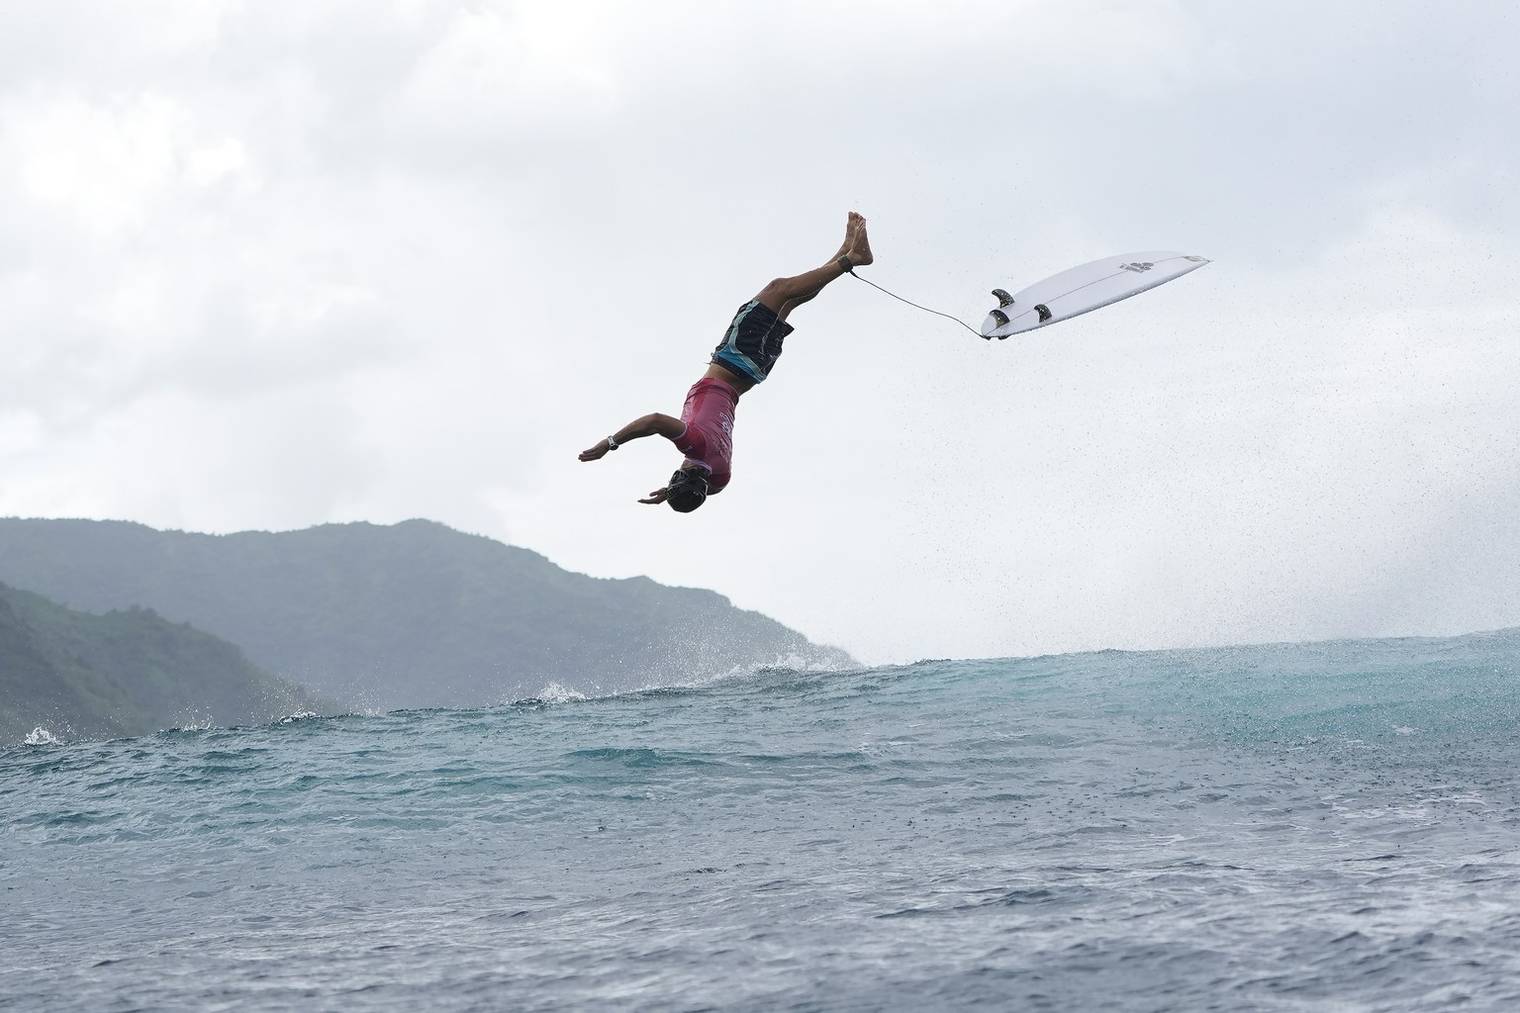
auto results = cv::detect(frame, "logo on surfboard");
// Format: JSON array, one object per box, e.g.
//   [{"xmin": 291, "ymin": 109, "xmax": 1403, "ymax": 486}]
[{"xmin": 1120, "ymin": 261, "xmax": 1155, "ymax": 273}]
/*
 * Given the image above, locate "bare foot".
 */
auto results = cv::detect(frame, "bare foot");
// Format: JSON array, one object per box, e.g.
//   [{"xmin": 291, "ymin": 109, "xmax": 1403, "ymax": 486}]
[
  {"xmin": 845, "ymin": 216, "xmax": 873, "ymax": 267},
  {"xmin": 833, "ymin": 211, "xmax": 863, "ymax": 260}
]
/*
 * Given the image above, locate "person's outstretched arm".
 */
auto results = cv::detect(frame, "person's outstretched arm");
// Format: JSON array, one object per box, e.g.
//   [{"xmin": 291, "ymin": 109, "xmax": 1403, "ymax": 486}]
[{"xmin": 578, "ymin": 413, "xmax": 684, "ymax": 461}]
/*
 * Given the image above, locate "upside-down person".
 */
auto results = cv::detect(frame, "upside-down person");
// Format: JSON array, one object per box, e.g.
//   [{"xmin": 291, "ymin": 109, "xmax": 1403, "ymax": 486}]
[{"xmin": 579, "ymin": 212, "xmax": 873, "ymax": 512}]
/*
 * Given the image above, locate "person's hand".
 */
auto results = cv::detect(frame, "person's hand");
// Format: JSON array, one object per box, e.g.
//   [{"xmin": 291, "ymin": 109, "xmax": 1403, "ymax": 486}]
[
  {"xmin": 579, "ymin": 440, "xmax": 610, "ymax": 462},
  {"xmin": 638, "ymin": 487, "xmax": 669, "ymax": 505}
]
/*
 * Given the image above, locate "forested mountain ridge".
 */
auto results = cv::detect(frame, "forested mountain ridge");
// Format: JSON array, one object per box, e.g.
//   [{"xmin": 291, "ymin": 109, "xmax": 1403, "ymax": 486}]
[
  {"xmin": 0, "ymin": 583, "xmax": 327, "ymax": 744},
  {"xmin": 0, "ymin": 518, "xmax": 853, "ymax": 709}
]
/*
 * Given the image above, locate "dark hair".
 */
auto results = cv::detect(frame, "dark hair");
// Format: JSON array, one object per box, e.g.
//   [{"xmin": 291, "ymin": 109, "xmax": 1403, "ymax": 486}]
[{"xmin": 666, "ymin": 467, "xmax": 709, "ymax": 513}]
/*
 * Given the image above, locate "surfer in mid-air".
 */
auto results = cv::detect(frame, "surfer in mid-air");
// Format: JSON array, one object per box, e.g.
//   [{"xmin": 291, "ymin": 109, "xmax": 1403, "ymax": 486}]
[{"xmin": 579, "ymin": 212, "xmax": 873, "ymax": 512}]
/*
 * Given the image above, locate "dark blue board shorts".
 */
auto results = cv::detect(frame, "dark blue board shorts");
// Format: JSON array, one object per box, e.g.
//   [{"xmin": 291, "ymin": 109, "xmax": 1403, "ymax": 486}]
[{"xmin": 710, "ymin": 300, "xmax": 794, "ymax": 384}]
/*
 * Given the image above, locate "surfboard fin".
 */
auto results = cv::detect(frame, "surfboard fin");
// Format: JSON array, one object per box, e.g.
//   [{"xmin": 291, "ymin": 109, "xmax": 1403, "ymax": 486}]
[
  {"xmin": 989, "ymin": 308, "xmax": 1010, "ymax": 328},
  {"xmin": 1035, "ymin": 304, "xmax": 1052, "ymax": 323},
  {"xmin": 991, "ymin": 288, "xmax": 1014, "ymax": 308}
]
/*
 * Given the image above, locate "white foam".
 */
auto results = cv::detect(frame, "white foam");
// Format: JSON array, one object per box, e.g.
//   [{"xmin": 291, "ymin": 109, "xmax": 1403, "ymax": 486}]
[
  {"xmin": 536, "ymin": 682, "xmax": 588, "ymax": 703},
  {"xmin": 24, "ymin": 726, "xmax": 61, "ymax": 746}
]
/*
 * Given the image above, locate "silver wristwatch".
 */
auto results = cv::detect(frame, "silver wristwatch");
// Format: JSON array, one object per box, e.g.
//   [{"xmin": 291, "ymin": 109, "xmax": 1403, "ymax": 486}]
[{"xmin": 605, "ymin": 434, "xmax": 619, "ymax": 451}]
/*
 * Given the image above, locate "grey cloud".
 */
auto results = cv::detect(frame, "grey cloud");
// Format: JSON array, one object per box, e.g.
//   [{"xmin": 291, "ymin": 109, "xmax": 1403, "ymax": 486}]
[{"xmin": 1, "ymin": 0, "xmax": 1517, "ymax": 663}]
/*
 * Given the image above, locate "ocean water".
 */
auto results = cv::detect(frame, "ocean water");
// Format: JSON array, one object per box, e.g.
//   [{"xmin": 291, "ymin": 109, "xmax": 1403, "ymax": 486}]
[{"xmin": 5, "ymin": 634, "xmax": 1520, "ymax": 1011}]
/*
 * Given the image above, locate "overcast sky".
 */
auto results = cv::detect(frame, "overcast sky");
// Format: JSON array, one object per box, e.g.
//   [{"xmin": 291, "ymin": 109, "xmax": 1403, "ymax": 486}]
[{"xmin": 2, "ymin": 0, "xmax": 1517, "ymax": 665}]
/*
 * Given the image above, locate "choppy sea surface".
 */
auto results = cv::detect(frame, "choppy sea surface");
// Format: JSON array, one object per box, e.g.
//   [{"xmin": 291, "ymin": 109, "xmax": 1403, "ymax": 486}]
[{"xmin": 5, "ymin": 632, "xmax": 1520, "ymax": 1011}]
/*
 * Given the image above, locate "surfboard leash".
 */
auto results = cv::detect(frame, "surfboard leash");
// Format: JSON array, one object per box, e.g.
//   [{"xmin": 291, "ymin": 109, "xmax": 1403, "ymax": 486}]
[{"xmin": 846, "ymin": 270, "xmax": 987, "ymax": 339}]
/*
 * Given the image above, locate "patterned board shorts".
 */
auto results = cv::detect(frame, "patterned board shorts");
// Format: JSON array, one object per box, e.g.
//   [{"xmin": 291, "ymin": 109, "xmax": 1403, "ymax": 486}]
[{"xmin": 710, "ymin": 299, "xmax": 794, "ymax": 384}]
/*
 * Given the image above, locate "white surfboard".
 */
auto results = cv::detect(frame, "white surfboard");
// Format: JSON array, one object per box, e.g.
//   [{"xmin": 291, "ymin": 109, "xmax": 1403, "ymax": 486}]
[{"xmin": 980, "ymin": 251, "xmax": 1210, "ymax": 339}]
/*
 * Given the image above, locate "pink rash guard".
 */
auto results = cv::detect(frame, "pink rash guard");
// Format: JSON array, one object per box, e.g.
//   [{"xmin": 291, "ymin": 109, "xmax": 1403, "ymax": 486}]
[{"xmin": 668, "ymin": 378, "xmax": 736, "ymax": 492}]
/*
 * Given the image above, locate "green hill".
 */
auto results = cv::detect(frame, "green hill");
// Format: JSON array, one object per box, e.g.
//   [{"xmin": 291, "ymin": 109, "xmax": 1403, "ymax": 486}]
[
  {"xmin": 0, "ymin": 583, "xmax": 328, "ymax": 744},
  {"xmin": 0, "ymin": 518, "xmax": 853, "ymax": 709}
]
